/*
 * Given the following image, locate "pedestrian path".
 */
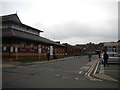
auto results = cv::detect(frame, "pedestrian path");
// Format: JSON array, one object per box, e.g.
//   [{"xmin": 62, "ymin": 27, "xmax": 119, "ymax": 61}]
[
  {"xmin": 2, "ymin": 57, "xmax": 74, "ymax": 68},
  {"xmin": 92, "ymin": 59, "xmax": 119, "ymax": 82}
]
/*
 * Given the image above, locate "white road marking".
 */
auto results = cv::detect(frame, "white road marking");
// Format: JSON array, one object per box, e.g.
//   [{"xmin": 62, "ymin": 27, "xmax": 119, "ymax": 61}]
[
  {"xmin": 93, "ymin": 61, "xmax": 100, "ymax": 74},
  {"xmin": 99, "ymin": 65, "xmax": 104, "ymax": 74},
  {"xmin": 85, "ymin": 60, "xmax": 102, "ymax": 81},
  {"xmin": 79, "ymin": 71, "xmax": 82, "ymax": 74},
  {"xmin": 56, "ymin": 74, "xmax": 60, "ymax": 76},
  {"xmin": 75, "ymin": 78, "xmax": 79, "ymax": 80}
]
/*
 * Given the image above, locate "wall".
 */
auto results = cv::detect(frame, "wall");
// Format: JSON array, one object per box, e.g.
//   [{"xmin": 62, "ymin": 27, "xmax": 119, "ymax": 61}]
[{"xmin": 2, "ymin": 38, "xmax": 66, "ymax": 60}]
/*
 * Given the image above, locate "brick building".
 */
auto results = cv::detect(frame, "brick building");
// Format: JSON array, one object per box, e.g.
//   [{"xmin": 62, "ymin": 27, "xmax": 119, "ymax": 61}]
[
  {"xmin": 75, "ymin": 42, "xmax": 104, "ymax": 54},
  {"xmin": 62, "ymin": 43, "xmax": 81, "ymax": 56},
  {"xmin": 1, "ymin": 14, "xmax": 66, "ymax": 60}
]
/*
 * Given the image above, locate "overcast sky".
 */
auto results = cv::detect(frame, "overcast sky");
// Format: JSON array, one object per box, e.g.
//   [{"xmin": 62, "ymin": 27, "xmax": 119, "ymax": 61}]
[{"xmin": 1, "ymin": 0, "xmax": 119, "ymax": 45}]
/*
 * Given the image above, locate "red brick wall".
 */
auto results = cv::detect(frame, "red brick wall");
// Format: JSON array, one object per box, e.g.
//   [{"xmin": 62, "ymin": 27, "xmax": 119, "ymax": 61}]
[{"xmin": 2, "ymin": 38, "xmax": 66, "ymax": 60}]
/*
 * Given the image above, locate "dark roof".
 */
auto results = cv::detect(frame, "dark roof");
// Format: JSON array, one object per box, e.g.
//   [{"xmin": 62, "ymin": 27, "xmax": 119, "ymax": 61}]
[
  {"xmin": 21, "ymin": 23, "xmax": 43, "ymax": 33},
  {"xmin": 2, "ymin": 29, "xmax": 65, "ymax": 47},
  {"xmin": 2, "ymin": 14, "xmax": 22, "ymax": 24},
  {"xmin": 1, "ymin": 14, "xmax": 43, "ymax": 33}
]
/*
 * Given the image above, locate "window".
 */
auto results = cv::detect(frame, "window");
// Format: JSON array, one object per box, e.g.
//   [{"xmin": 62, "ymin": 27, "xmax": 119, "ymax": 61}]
[
  {"xmin": 8, "ymin": 24, "xmax": 13, "ymax": 28},
  {"xmin": 41, "ymin": 45, "xmax": 45, "ymax": 53},
  {"xmin": 108, "ymin": 47, "xmax": 112, "ymax": 52},
  {"xmin": 30, "ymin": 44, "xmax": 34, "ymax": 51},
  {"xmin": 112, "ymin": 47, "xmax": 116, "ymax": 52},
  {"xmin": 10, "ymin": 47, "xmax": 14, "ymax": 52},
  {"xmin": 21, "ymin": 42, "xmax": 26, "ymax": 50},
  {"xmin": 3, "ymin": 46, "xmax": 7, "ymax": 51},
  {"xmin": 48, "ymin": 47, "xmax": 50, "ymax": 50},
  {"xmin": 15, "ymin": 46, "xmax": 18, "ymax": 52},
  {"xmin": 2, "ymin": 24, "xmax": 7, "ymax": 29}
]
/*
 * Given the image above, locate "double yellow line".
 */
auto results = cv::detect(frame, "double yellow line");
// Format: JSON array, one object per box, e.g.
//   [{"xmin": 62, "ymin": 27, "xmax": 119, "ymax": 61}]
[{"xmin": 85, "ymin": 60, "xmax": 102, "ymax": 81}]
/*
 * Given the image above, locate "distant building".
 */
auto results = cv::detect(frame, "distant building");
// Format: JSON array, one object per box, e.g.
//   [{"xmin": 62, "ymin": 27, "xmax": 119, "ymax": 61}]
[
  {"xmin": 75, "ymin": 42, "xmax": 104, "ymax": 54},
  {"xmin": 103, "ymin": 42, "xmax": 119, "ymax": 53},
  {"xmin": 62, "ymin": 43, "xmax": 75, "ymax": 56},
  {"xmin": 1, "ymin": 14, "xmax": 66, "ymax": 60}
]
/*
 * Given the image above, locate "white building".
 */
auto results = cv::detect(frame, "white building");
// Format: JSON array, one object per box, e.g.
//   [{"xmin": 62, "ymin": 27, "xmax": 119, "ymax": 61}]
[{"xmin": 104, "ymin": 42, "xmax": 119, "ymax": 53}]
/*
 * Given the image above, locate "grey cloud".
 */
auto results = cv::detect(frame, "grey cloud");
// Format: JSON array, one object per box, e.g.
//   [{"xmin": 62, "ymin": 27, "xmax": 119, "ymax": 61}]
[{"xmin": 34, "ymin": 19, "xmax": 118, "ymax": 44}]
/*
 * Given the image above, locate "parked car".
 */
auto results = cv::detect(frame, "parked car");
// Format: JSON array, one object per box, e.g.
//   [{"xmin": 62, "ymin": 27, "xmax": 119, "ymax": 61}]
[
  {"xmin": 100, "ymin": 52, "xmax": 120, "ymax": 64},
  {"xmin": 107, "ymin": 52, "xmax": 120, "ymax": 59}
]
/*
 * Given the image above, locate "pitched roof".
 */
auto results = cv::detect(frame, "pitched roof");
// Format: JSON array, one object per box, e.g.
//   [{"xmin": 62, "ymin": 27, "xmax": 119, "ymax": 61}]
[
  {"xmin": 2, "ymin": 14, "xmax": 22, "ymax": 24},
  {"xmin": 1, "ymin": 14, "xmax": 43, "ymax": 32},
  {"xmin": 2, "ymin": 29, "xmax": 65, "ymax": 47},
  {"xmin": 2, "ymin": 14, "xmax": 64, "ymax": 47}
]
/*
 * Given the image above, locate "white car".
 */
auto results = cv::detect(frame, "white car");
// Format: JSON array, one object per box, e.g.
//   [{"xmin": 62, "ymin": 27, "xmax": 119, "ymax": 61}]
[
  {"xmin": 100, "ymin": 52, "xmax": 120, "ymax": 63},
  {"xmin": 107, "ymin": 52, "xmax": 120, "ymax": 59}
]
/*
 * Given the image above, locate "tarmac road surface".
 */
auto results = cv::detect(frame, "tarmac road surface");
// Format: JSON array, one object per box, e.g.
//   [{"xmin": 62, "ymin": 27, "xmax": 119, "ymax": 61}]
[{"xmin": 2, "ymin": 55, "xmax": 119, "ymax": 88}]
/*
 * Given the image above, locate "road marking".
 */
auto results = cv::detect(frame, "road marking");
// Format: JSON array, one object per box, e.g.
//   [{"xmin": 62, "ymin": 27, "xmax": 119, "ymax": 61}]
[
  {"xmin": 87, "ymin": 64, "xmax": 102, "ymax": 81},
  {"xmin": 81, "ymin": 59, "xmax": 118, "ymax": 82},
  {"xmin": 90, "ymin": 77, "xmax": 102, "ymax": 81},
  {"xmin": 85, "ymin": 65, "xmax": 93, "ymax": 76},
  {"xmin": 99, "ymin": 65, "xmax": 104, "ymax": 74},
  {"xmin": 75, "ymin": 78, "xmax": 79, "ymax": 80},
  {"xmin": 95, "ymin": 74, "xmax": 118, "ymax": 82},
  {"xmin": 56, "ymin": 74, "xmax": 60, "ymax": 76},
  {"xmin": 93, "ymin": 61, "xmax": 100, "ymax": 74},
  {"xmin": 79, "ymin": 71, "xmax": 82, "ymax": 74},
  {"xmin": 85, "ymin": 60, "xmax": 102, "ymax": 81},
  {"xmin": 85, "ymin": 61, "xmax": 97, "ymax": 76}
]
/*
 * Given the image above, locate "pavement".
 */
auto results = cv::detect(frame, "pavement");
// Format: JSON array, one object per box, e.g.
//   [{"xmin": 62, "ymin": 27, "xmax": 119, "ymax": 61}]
[
  {"xmin": 73, "ymin": 57, "xmax": 119, "ymax": 82},
  {"xmin": 2, "ymin": 56, "xmax": 119, "ymax": 82},
  {"xmin": 91, "ymin": 58, "xmax": 119, "ymax": 82},
  {"xmin": 2, "ymin": 57, "xmax": 74, "ymax": 68}
]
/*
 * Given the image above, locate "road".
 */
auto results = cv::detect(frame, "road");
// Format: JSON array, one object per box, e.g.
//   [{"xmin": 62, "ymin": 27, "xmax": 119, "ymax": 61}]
[{"xmin": 2, "ymin": 55, "xmax": 119, "ymax": 88}]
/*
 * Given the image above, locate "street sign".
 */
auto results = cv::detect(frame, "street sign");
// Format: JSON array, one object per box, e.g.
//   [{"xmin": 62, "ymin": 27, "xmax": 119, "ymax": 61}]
[
  {"xmin": 50, "ymin": 46, "xmax": 53, "ymax": 55},
  {"xmin": 38, "ymin": 48, "xmax": 41, "ymax": 54}
]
